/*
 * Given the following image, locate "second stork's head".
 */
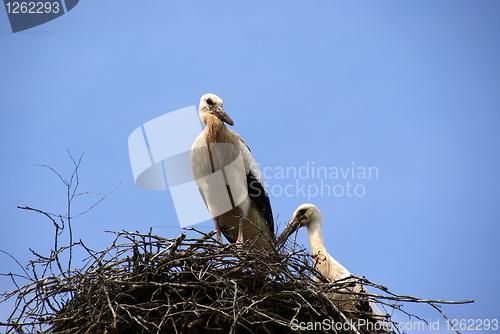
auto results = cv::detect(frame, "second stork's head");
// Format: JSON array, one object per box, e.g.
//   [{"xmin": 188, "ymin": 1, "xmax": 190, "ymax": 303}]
[
  {"xmin": 199, "ymin": 93, "xmax": 234, "ymax": 126},
  {"xmin": 290, "ymin": 203, "xmax": 323, "ymax": 231}
]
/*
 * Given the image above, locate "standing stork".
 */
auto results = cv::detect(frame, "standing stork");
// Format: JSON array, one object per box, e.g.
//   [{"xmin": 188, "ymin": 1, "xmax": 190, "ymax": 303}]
[
  {"xmin": 190, "ymin": 93, "xmax": 275, "ymax": 250},
  {"xmin": 289, "ymin": 203, "xmax": 387, "ymax": 319}
]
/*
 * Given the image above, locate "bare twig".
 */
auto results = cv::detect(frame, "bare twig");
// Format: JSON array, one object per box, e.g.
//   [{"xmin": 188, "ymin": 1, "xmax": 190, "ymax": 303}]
[
  {"xmin": 0, "ymin": 154, "xmax": 474, "ymax": 334},
  {"xmin": 0, "ymin": 229, "xmax": 474, "ymax": 334}
]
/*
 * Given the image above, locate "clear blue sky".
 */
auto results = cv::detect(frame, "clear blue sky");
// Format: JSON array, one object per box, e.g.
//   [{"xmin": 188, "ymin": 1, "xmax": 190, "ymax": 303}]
[{"xmin": 1, "ymin": 1, "xmax": 499, "ymax": 332}]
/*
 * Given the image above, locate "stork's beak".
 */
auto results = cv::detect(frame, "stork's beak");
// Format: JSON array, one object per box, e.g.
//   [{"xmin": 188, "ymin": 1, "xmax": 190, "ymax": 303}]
[
  {"xmin": 213, "ymin": 106, "xmax": 234, "ymax": 126},
  {"xmin": 289, "ymin": 218, "xmax": 302, "ymax": 230}
]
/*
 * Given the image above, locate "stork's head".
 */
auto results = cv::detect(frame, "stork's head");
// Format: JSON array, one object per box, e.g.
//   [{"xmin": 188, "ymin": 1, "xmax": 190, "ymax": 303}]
[
  {"xmin": 290, "ymin": 203, "xmax": 323, "ymax": 230},
  {"xmin": 199, "ymin": 93, "xmax": 234, "ymax": 126}
]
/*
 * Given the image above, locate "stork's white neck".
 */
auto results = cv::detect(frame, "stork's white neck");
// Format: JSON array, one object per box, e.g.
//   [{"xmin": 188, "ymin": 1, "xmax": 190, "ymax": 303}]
[
  {"xmin": 305, "ymin": 213, "xmax": 350, "ymax": 280},
  {"xmin": 305, "ymin": 215, "xmax": 327, "ymax": 258}
]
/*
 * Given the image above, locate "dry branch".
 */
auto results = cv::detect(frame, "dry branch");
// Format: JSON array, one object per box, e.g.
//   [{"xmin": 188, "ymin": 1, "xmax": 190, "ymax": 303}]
[
  {"xmin": 0, "ymin": 154, "xmax": 473, "ymax": 333},
  {"xmin": 1, "ymin": 229, "xmax": 472, "ymax": 334}
]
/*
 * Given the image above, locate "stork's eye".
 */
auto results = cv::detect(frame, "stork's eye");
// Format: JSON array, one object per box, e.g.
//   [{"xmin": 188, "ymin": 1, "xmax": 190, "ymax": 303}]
[
  {"xmin": 206, "ymin": 98, "xmax": 213, "ymax": 106},
  {"xmin": 298, "ymin": 208, "xmax": 307, "ymax": 215}
]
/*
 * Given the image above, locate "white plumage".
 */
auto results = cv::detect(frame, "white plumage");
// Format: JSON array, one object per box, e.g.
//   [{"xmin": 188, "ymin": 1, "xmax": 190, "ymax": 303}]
[
  {"xmin": 290, "ymin": 203, "xmax": 386, "ymax": 318},
  {"xmin": 190, "ymin": 94, "xmax": 275, "ymax": 250}
]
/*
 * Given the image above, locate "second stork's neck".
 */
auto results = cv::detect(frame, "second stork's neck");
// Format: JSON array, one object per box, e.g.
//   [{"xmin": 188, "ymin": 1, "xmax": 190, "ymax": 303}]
[
  {"xmin": 306, "ymin": 216, "xmax": 328, "ymax": 258},
  {"xmin": 306, "ymin": 214, "xmax": 350, "ymax": 280}
]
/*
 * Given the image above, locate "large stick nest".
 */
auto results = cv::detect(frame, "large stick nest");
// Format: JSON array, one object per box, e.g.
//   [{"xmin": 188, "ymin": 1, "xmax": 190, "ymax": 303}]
[
  {"xmin": 0, "ymin": 154, "xmax": 473, "ymax": 333},
  {"xmin": 1, "ymin": 228, "xmax": 471, "ymax": 334}
]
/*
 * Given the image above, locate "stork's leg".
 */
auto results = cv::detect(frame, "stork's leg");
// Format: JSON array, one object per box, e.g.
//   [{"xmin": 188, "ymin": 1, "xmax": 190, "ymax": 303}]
[
  {"xmin": 237, "ymin": 208, "xmax": 244, "ymax": 245},
  {"xmin": 214, "ymin": 217, "xmax": 223, "ymax": 243},
  {"xmin": 213, "ymin": 217, "xmax": 224, "ymax": 268}
]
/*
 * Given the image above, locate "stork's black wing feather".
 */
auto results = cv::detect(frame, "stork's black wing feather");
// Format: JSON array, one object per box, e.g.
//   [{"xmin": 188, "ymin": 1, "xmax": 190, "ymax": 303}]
[{"xmin": 246, "ymin": 173, "xmax": 275, "ymax": 240}]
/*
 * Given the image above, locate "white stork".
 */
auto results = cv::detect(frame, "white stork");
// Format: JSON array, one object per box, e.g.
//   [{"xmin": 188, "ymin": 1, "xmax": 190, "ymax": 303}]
[
  {"xmin": 289, "ymin": 203, "xmax": 387, "ymax": 318},
  {"xmin": 190, "ymin": 93, "xmax": 275, "ymax": 250}
]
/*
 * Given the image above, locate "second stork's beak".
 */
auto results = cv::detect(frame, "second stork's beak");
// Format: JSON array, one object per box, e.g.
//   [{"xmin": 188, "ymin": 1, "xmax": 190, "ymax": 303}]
[
  {"xmin": 212, "ymin": 106, "xmax": 234, "ymax": 126},
  {"xmin": 289, "ymin": 218, "xmax": 302, "ymax": 231}
]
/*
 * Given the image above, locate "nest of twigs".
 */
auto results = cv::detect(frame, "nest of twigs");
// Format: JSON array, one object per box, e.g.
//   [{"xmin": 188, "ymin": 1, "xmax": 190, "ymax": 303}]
[
  {"xmin": 0, "ymin": 155, "xmax": 474, "ymax": 333},
  {"xmin": 1, "ymin": 228, "xmax": 473, "ymax": 334}
]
